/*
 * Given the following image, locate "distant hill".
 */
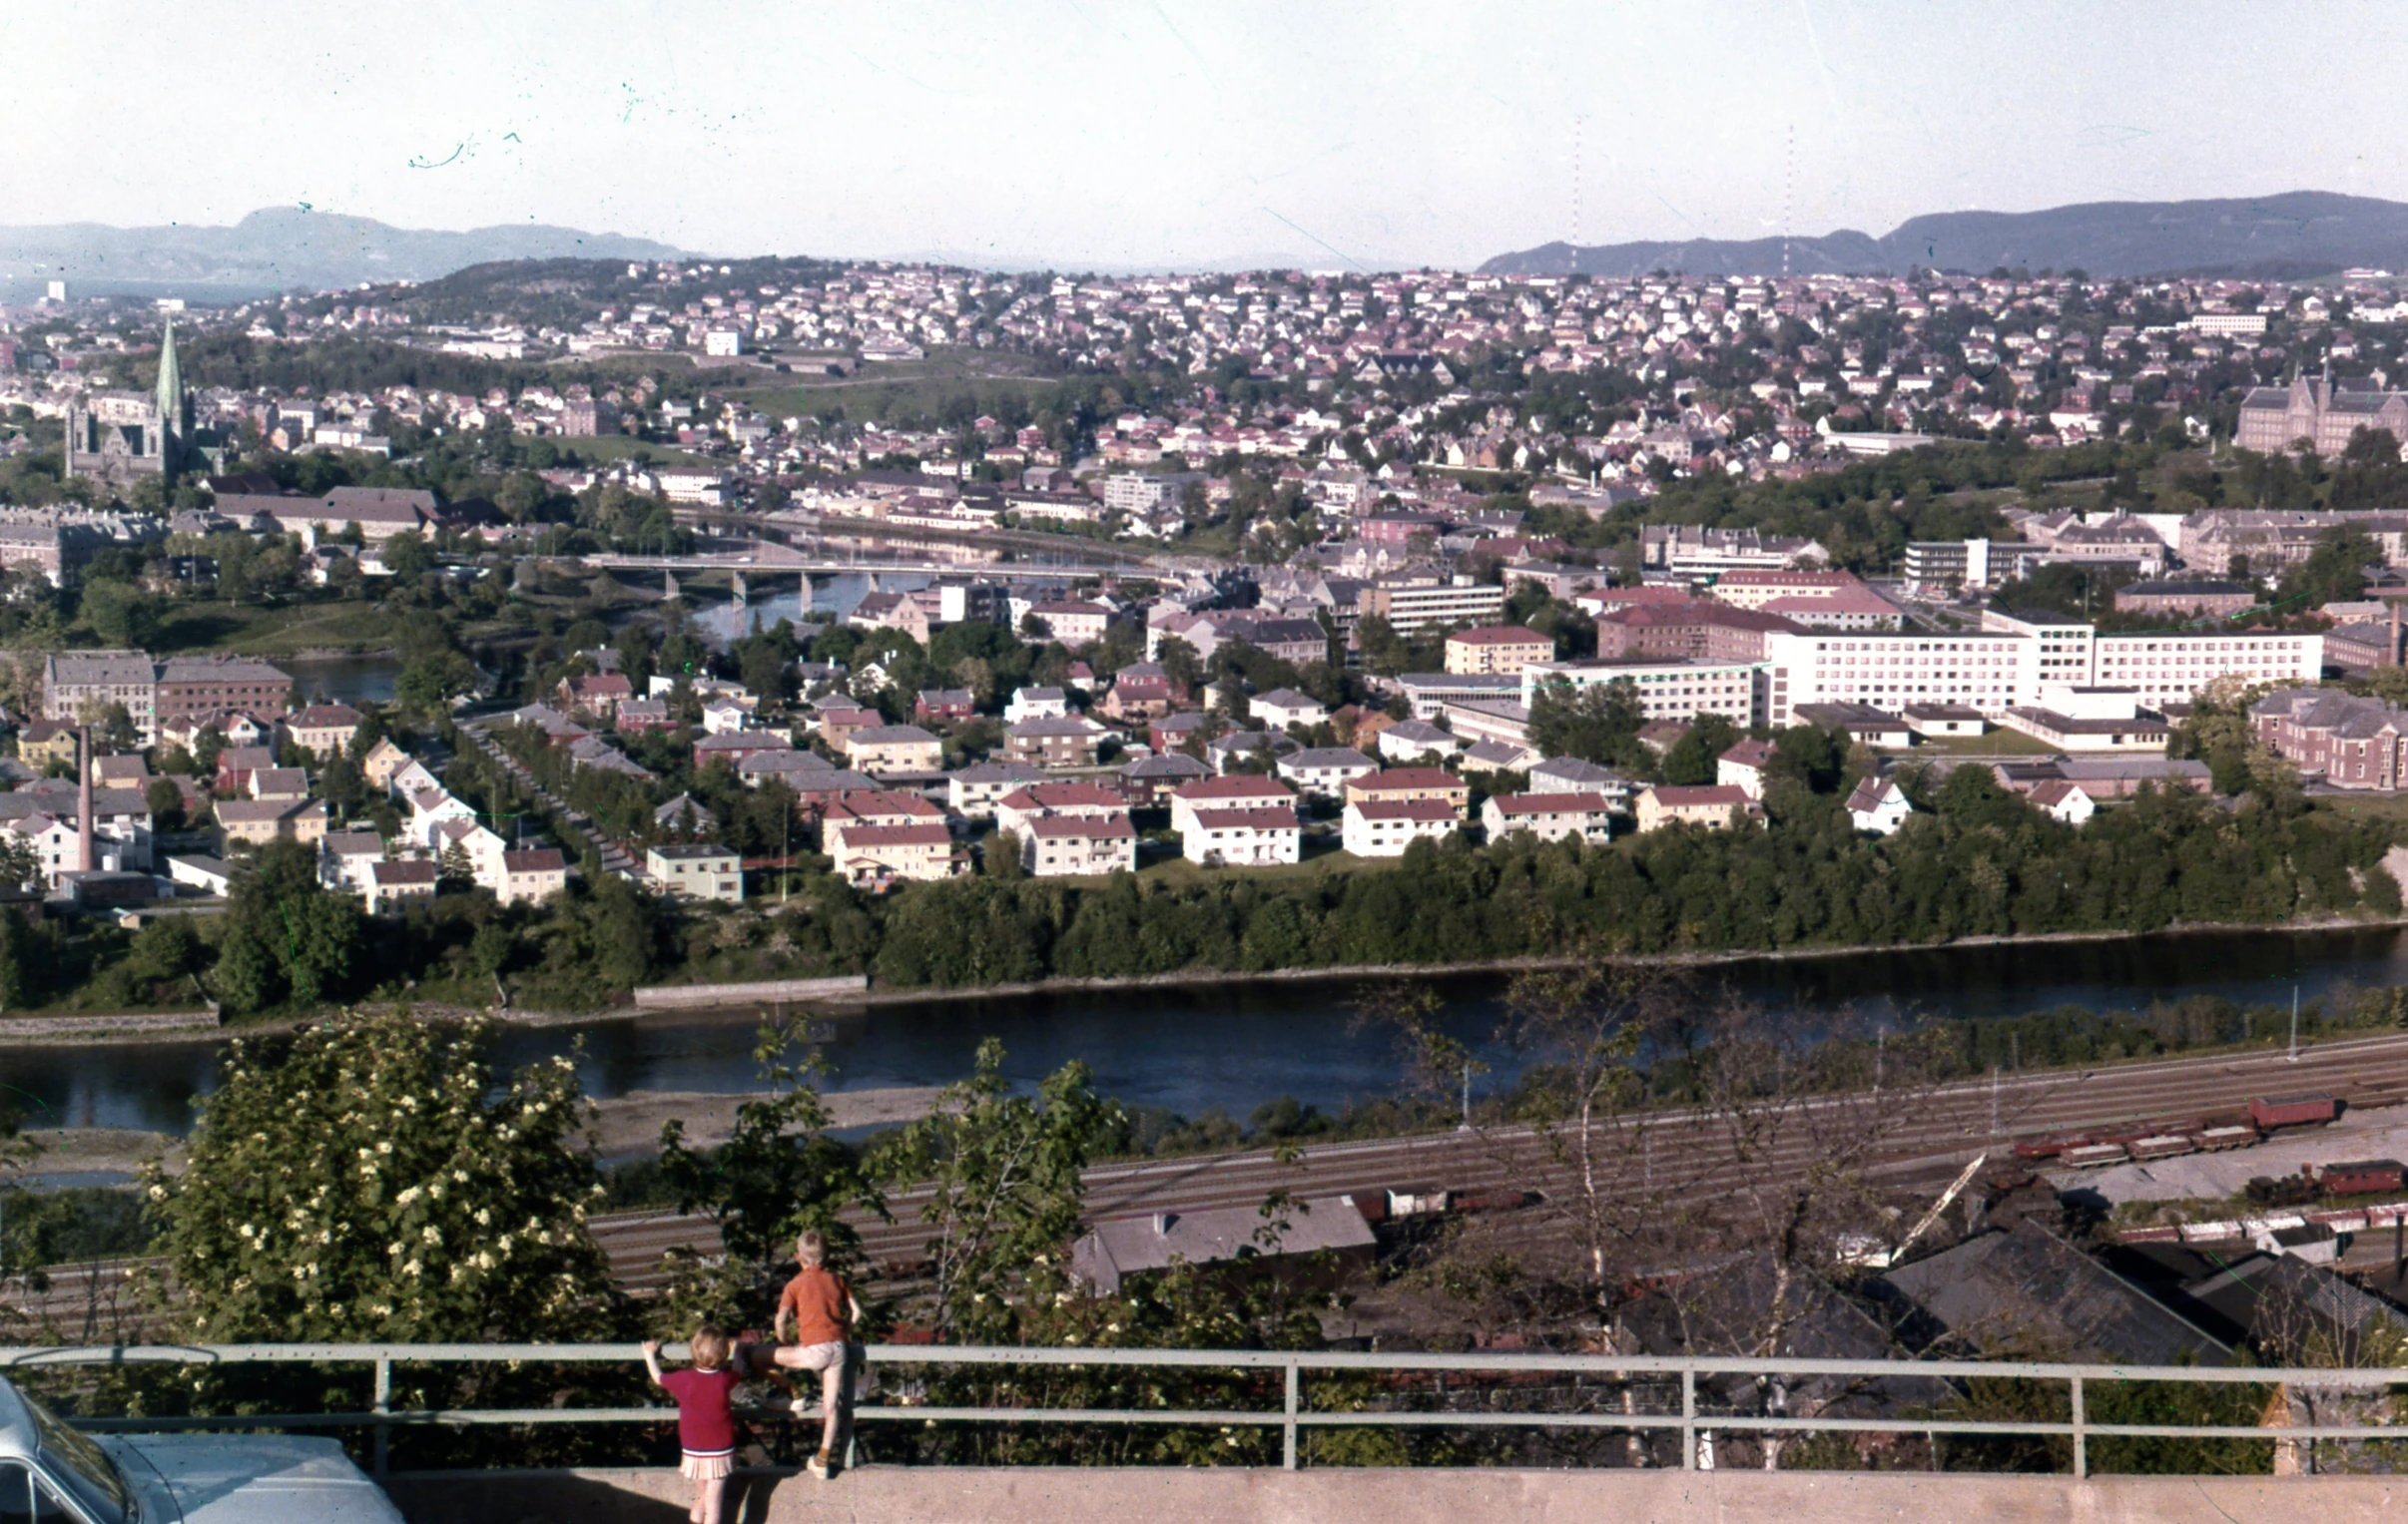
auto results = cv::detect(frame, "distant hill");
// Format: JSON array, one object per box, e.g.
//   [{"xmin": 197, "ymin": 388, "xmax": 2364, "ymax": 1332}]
[
  {"xmin": 1482, "ymin": 192, "xmax": 2408, "ymax": 280},
  {"xmin": 0, "ymin": 208, "xmax": 685, "ymax": 297}
]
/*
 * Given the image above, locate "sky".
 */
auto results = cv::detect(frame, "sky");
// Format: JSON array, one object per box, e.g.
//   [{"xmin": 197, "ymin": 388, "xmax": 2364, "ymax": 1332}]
[{"xmin": 8, "ymin": 0, "xmax": 2408, "ymax": 270}]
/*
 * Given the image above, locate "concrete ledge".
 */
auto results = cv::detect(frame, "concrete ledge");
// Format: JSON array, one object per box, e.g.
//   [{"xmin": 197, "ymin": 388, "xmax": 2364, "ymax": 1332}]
[
  {"xmin": 631, "ymin": 975, "xmax": 870, "ymax": 1009},
  {"xmin": 383, "ymin": 1464, "xmax": 2405, "ymax": 1524}
]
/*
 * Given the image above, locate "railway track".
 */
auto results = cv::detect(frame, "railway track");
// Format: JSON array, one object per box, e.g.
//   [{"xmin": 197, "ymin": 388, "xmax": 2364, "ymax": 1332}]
[{"xmin": 20, "ymin": 1030, "xmax": 2408, "ymax": 1325}]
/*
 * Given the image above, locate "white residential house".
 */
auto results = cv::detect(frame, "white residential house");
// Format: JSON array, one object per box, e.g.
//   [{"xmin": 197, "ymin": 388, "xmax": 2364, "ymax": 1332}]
[
  {"xmin": 1003, "ymin": 687, "xmax": 1071, "ymax": 725},
  {"xmin": 1378, "ymin": 721, "xmax": 1462, "ymax": 763},
  {"xmin": 1181, "ymin": 805, "xmax": 1301, "ymax": 866},
  {"xmin": 1718, "ymin": 739, "xmax": 1776, "ymax": 800},
  {"xmin": 431, "ymin": 816, "xmax": 509, "ymax": 891},
  {"xmin": 1022, "ymin": 815, "xmax": 1139, "ymax": 876},
  {"xmin": 1169, "ymin": 776, "xmax": 1298, "ymax": 838},
  {"xmin": 1251, "ymin": 688, "xmax": 1328, "ymax": 731},
  {"xmin": 701, "ymin": 701, "xmax": 752, "ymax": 736},
  {"xmin": 407, "ymin": 787, "xmax": 477, "ymax": 844},
  {"xmin": 365, "ymin": 858, "xmax": 438, "ymax": 914},
  {"xmin": 388, "ymin": 760, "xmax": 443, "ymax": 800},
  {"xmin": 1342, "ymin": 797, "xmax": 1459, "ymax": 857},
  {"xmin": 1843, "ymin": 776, "xmax": 1913, "ymax": 835},
  {"xmin": 1276, "ymin": 747, "xmax": 1382, "ymax": 796},
  {"xmin": 2030, "ymin": 778, "xmax": 2098, "ymax": 826},
  {"xmin": 1482, "ymin": 792, "xmax": 1614, "ymax": 844},
  {"xmin": 320, "ymin": 830, "xmax": 386, "ymax": 892},
  {"xmin": 992, "ymin": 782, "xmax": 1127, "ymax": 840}
]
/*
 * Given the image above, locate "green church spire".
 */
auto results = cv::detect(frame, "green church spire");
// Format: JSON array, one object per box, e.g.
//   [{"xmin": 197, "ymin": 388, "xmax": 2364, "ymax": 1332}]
[{"xmin": 154, "ymin": 320, "xmax": 182, "ymax": 432}]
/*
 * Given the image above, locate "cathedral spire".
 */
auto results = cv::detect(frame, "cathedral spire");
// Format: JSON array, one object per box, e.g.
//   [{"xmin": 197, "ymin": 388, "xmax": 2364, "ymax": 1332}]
[{"xmin": 154, "ymin": 320, "xmax": 182, "ymax": 431}]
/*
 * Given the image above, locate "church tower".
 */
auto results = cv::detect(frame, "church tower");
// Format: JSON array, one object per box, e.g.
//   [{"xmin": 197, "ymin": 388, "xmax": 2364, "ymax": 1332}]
[{"xmin": 154, "ymin": 321, "xmax": 190, "ymax": 482}]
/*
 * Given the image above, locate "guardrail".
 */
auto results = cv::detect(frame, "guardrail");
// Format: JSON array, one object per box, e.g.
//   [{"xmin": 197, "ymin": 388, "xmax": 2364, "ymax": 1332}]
[{"xmin": 0, "ymin": 1343, "xmax": 2393, "ymax": 1480}]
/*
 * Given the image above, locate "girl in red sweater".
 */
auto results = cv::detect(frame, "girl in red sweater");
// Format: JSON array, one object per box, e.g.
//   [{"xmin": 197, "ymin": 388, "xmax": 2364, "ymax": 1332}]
[{"xmin": 643, "ymin": 1326, "xmax": 742, "ymax": 1524}]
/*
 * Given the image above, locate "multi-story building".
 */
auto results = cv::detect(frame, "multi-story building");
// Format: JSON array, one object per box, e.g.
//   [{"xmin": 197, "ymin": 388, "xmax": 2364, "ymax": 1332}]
[
  {"xmin": 1180, "ymin": 805, "xmax": 1300, "ymax": 866},
  {"xmin": 1344, "ymin": 766, "xmax": 1471, "ymax": 814},
  {"xmin": 1753, "ymin": 615, "xmax": 2321, "ymax": 728},
  {"xmin": 1276, "ymin": 747, "xmax": 1382, "ymax": 796},
  {"xmin": 2178, "ymin": 509, "xmax": 2408, "ymax": 578},
  {"xmin": 645, "ymin": 843, "xmax": 745, "ymax": 901},
  {"xmin": 1522, "ymin": 657, "xmax": 1765, "ymax": 728},
  {"xmin": 2251, "ymin": 688, "xmax": 2408, "ymax": 789},
  {"xmin": 1639, "ymin": 525, "xmax": 1826, "ymax": 577},
  {"xmin": 1592, "ymin": 600, "xmax": 1804, "ymax": 662},
  {"xmin": 1633, "ymin": 784, "xmax": 1764, "ymax": 833},
  {"xmin": 1481, "ymin": 791, "xmax": 1614, "ymax": 844},
  {"xmin": 1021, "ymin": 815, "xmax": 1138, "ymax": 876},
  {"xmin": 1341, "ymin": 797, "xmax": 1458, "ymax": 856},
  {"xmin": 498, "ymin": 848, "xmax": 570, "ymax": 905},
  {"xmin": 844, "ymin": 724, "xmax": 944, "ymax": 775},
  {"xmin": 1003, "ymin": 716, "xmax": 1107, "ymax": 768},
  {"xmin": 43, "ymin": 652, "xmax": 160, "ymax": 739},
  {"xmin": 1356, "ymin": 578, "xmax": 1507, "ymax": 636},
  {"xmin": 1168, "ymin": 775, "xmax": 1296, "ymax": 838},
  {"xmin": 2235, "ymin": 372, "xmax": 2408, "ymax": 456},
  {"xmin": 2111, "ymin": 579, "xmax": 2257, "ymax": 619},
  {"xmin": 1443, "ymin": 626, "xmax": 1554, "ymax": 675},
  {"xmin": 1396, "ymin": 672, "xmax": 1523, "ymax": 721},
  {"xmin": 155, "ymin": 657, "xmax": 294, "ymax": 733}
]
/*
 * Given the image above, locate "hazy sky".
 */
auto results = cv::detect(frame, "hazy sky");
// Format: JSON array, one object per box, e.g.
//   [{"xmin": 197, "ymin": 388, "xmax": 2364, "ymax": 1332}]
[{"xmin": 9, "ymin": 1, "xmax": 2408, "ymax": 269}]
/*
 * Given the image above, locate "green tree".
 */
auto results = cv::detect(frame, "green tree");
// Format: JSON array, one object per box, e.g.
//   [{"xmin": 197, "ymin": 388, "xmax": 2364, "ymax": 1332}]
[
  {"xmin": 382, "ymin": 530, "xmax": 433, "ymax": 581},
  {"xmin": 437, "ymin": 841, "xmax": 476, "ymax": 894},
  {"xmin": 139, "ymin": 1011, "xmax": 615, "ymax": 1347},
  {"xmin": 211, "ymin": 838, "xmax": 364, "ymax": 1013},
  {"xmin": 396, "ymin": 650, "xmax": 479, "ymax": 717},
  {"xmin": 1660, "ymin": 714, "xmax": 1741, "ymax": 786},
  {"xmin": 655, "ymin": 1020, "xmax": 885, "ymax": 1328},
  {"xmin": 1527, "ymin": 680, "xmax": 1645, "ymax": 768},
  {"xmin": 875, "ymin": 1039, "xmax": 1119, "ymax": 1341}
]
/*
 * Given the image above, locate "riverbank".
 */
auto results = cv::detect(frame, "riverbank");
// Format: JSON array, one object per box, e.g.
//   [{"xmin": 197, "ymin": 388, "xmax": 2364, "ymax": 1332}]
[
  {"xmin": 17, "ymin": 1084, "xmax": 949, "ymax": 1178},
  {"xmin": 846, "ymin": 912, "xmax": 2408, "ymax": 1008},
  {"xmin": 0, "ymin": 911, "xmax": 2400, "ymax": 1050}
]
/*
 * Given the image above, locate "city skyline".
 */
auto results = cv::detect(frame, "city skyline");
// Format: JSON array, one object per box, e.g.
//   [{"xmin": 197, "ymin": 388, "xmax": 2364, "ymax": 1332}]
[{"xmin": 9, "ymin": 1, "xmax": 2408, "ymax": 271}]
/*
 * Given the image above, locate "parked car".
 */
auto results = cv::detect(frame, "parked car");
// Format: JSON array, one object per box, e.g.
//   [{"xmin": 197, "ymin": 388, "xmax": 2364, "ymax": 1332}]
[{"xmin": 0, "ymin": 1376, "xmax": 402, "ymax": 1522}]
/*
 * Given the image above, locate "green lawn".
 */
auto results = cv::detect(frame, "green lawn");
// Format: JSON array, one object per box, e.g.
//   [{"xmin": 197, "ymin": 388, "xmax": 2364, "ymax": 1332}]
[{"xmin": 2309, "ymin": 792, "xmax": 2408, "ymax": 824}]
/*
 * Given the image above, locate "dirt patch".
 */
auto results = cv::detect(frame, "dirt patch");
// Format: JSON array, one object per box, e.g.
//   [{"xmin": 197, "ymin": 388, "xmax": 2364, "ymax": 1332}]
[{"xmin": 588, "ymin": 1087, "xmax": 944, "ymax": 1158}]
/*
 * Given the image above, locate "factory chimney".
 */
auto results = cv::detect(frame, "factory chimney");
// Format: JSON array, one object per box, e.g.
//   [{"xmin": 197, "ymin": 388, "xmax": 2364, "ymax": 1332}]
[{"xmin": 76, "ymin": 725, "xmax": 94, "ymax": 875}]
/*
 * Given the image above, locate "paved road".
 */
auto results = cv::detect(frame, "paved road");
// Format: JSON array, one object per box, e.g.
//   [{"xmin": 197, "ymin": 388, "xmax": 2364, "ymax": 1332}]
[{"xmin": 22, "ymin": 1028, "xmax": 2408, "ymax": 1324}]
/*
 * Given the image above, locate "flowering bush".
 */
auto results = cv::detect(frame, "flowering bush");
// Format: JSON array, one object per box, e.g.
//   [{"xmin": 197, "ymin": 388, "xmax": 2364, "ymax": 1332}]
[{"xmin": 142, "ymin": 1009, "xmax": 614, "ymax": 1342}]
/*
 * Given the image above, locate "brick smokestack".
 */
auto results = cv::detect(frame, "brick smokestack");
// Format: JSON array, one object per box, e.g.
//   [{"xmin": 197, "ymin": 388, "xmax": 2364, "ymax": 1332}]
[{"xmin": 77, "ymin": 725, "xmax": 93, "ymax": 875}]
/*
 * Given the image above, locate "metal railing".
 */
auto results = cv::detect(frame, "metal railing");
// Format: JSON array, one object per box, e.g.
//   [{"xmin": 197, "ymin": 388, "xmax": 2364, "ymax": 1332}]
[{"xmin": 0, "ymin": 1342, "xmax": 2396, "ymax": 1479}]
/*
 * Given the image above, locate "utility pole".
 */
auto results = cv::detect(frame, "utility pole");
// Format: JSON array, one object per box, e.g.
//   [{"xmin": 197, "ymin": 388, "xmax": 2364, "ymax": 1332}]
[
  {"xmin": 1460, "ymin": 1062, "xmax": 1472, "ymax": 1131},
  {"xmin": 2289, "ymin": 984, "xmax": 2300, "ymax": 1063}
]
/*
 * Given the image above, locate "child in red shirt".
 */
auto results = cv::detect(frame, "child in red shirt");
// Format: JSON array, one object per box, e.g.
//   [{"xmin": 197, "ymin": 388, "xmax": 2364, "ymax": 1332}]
[{"xmin": 643, "ymin": 1325, "xmax": 742, "ymax": 1524}]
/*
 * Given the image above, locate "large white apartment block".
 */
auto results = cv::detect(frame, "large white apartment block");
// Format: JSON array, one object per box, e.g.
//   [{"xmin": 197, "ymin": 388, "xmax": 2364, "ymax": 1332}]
[
  {"xmin": 2088, "ymin": 632, "xmax": 2321, "ymax": 708},
  {"xmin": 1758, "ymin": 611, "xmax": 2323, "ymax": 729},
  {"xmin": 1522, "ymin": 657, "xmax": 1763, "ymax": 727}
]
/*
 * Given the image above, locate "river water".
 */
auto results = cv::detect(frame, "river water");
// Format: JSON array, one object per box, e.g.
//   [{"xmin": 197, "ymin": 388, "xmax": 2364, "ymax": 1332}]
[{"xmin": 10, "ymin": 925, "xmax": 2408, "ymax": 1138}]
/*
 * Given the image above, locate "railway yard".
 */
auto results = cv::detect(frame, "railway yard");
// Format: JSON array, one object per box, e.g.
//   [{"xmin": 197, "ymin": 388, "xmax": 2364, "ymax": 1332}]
[{"xmin": 24, "ymin": 1028, "xmax": 2408, "ymax": 1332}]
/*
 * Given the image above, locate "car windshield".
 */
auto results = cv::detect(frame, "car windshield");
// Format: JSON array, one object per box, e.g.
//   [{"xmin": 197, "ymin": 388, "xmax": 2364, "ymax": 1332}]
[{"xmin": 21, "ymin": 1393, "xmax": 131, "ymax": 1522}]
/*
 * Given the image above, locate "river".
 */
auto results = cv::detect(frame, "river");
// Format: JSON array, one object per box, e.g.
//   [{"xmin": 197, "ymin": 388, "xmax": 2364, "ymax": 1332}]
[
  {"xmin": 9, "ymin": 924, "xmax": 2408, "ymax": 1139},
  {"xmin": 691, "ymin": 572, "xmax": 924, "ymax": 645}
]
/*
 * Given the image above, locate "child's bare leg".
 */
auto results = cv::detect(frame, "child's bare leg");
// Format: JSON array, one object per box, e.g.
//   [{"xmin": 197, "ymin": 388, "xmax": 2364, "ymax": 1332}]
[
  {"xmin": 819, "ymin": 1361, "xmax": 843, "ymax": 1459},
  {"xmin": 696, "ymin": 1473, "xmax": 727, "ymax": 1524}
]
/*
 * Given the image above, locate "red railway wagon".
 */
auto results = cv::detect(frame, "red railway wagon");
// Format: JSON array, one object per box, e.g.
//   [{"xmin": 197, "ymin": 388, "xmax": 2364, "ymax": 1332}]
[
  {"xmin": 2251, "ymin": 1093, "xmax": 2340, "ymax": 1130},
  {"xmin": 2317, "ymin": 1159, "xmax": 2407, "ymax": 1197}
]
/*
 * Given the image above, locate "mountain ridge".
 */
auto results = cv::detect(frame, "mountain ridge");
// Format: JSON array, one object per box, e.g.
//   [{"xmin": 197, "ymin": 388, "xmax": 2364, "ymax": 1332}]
[
  {"xmin": 1481, "ymin": 191, "xmax": 2408, "ymax": 280},
  {"xmin": 0, "ymin": 208, "xmax": 685, "ymax": 295}
]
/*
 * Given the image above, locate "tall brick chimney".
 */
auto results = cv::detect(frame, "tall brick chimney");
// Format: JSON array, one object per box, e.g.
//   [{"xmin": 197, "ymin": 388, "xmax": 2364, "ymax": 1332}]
[{"xmin": 76, "ymin": 725, "xmax": 94, "ymax": 875}]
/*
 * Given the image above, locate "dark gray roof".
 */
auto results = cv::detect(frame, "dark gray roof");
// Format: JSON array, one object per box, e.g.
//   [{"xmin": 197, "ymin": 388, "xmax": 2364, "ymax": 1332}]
[{"xmin": 1876, "ymin": 1223, "xmax": 2227, "ymax": 1365}]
